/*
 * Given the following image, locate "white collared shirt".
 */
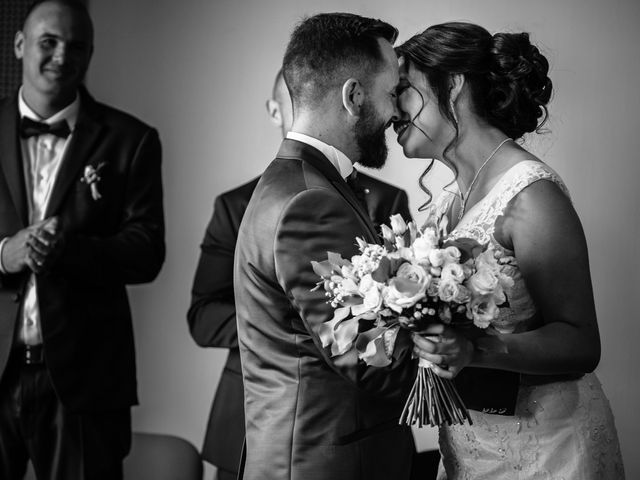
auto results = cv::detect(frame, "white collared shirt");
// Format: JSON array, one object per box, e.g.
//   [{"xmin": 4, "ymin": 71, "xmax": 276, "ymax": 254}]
[
  {"xmin": 286, "ymin": 131, "xmax": 354, "ymax": 179},
  {"xmin": 0, "ymin": 88, "xmax": 80, "ymax": 345}
]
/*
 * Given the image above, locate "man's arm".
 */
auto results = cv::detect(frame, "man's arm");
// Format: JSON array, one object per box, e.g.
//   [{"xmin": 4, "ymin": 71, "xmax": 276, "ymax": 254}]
[
  {"xmin": 187, "ymin": 195, "xmax": 239, "ymax": 348},
  {"xmin": 52, "ymin": 128, "xmax": 165, "ymax": 285}
]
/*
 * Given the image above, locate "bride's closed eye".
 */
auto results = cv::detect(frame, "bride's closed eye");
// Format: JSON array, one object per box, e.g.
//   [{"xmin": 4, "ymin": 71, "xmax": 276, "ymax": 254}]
[{"xmin": 395, "ymin": 83, "xmax": 410, "ymax": 96}]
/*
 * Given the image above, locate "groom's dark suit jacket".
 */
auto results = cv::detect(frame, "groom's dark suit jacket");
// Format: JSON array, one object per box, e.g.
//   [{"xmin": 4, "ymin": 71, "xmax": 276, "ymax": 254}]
[
  {"xmin": 0, "ymin": 89, "xmax": 164, "ymax": 412},
  {"xmin": 234, "ymin": 139, "xmax": 418, "ymax": 480},
  {"xmin": 188, "ymin": 170, "xmax": 411, "ymax": 473}
]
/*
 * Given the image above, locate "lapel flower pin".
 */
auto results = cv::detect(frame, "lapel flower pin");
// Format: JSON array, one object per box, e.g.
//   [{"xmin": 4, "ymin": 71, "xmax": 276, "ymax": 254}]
[{"xmin": 81, "ymin": 162, "xmax": 107, "ymax": 201}]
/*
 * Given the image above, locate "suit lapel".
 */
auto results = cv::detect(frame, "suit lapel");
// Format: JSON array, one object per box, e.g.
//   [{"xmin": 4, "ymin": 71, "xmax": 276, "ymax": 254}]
[
  {"xmin": 0, "ymin": 96, "xmax": 29, "ymax": 226},
  {"xmin": 44, "ymin": 95, "xmax": 103, "ymax": 218},
  {"xmin": 277, "ymin": 139, "xmax": 378, "ymax": 242},
  {"xmin": 330, "ymin": 177, "xmax": 378, "ymax": 241}
]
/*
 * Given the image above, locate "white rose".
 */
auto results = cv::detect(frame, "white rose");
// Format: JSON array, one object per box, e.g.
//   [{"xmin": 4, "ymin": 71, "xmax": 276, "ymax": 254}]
[
  {"xmin": 467, "ymin": 268, "xmax": 499, "ymax": 296},
  {"xmin": 475, "ymin": 249, "xmax": 500, "ymax": 273},
  {"xmin": 382, "ymin": 263, "xmax": 430, "ymax": 313},
  {"xmin": 466, "ymin": 295, "xmax": 499, "ymax": 328},
  {"xmin": 412, "ymin": 235, "xmax": 436, "ymax": 263},
  {"xmin": 428, "ymin": 249, "xmax": 445, "ymax": 267},
  {"xmin": 438, "ymin": 279, "xmax": 471, "ymax": 304},
  {"xmin": 441, "ymin": 263, "xmax": 465, "ymax": 283},
  {"xmin": 442, "ymin": 246, "xmax": 461, "ymax": 265}
]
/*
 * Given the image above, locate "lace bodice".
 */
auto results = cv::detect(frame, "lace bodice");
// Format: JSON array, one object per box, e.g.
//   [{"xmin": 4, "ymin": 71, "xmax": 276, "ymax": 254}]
[{"xmin": 429, "ymin": 161, "xmax": 570, "ymax": 333}]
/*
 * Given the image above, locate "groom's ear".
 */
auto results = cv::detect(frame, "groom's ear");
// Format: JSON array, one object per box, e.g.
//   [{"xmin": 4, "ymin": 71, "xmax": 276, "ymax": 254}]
[
  {"xmin": 341, "ymin": 78, "xmax": 363, "ymax": 117},
  {"xmin": 266, "ymin": 98, "xmax": 283, "ymax": 127}
]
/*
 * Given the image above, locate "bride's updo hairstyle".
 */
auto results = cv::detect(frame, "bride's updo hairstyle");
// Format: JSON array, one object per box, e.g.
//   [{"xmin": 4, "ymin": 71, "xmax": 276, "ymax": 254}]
[
  {"xmin": 396, "ymin": 22, "xmax": 552, "ymax": 140},
  {"xmin": 396, "ymin": 22, "xmax": 552, "ymax": 208}
]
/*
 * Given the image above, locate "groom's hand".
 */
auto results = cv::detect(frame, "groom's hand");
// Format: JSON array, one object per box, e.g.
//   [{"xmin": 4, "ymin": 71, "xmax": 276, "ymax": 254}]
[
  {"xmin": 412, "ymin": 324, "xmax": 474, "ymax": 379},
  {"xmin": 26, "ymin": 216, "xmax": 65, "ymax": 274},
  {"xmin": 2, "ymin": 217, "xmax": 64, "ymax": 274}
]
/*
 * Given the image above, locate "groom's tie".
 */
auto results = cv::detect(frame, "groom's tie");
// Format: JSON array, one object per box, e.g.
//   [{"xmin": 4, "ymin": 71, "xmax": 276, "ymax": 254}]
[{"xmin": 346, "ymin": 170, "xmax": 369, "ymax": 213}]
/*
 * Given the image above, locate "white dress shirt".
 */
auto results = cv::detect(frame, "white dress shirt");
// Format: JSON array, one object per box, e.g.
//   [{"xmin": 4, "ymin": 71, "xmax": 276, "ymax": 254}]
[
  {"xmin": 0, "ymin": 89, "xmax": 80, "ymax": 345},
  {"xmin": 286, "ymin": 131, "xmax": 354, "ymax": 179}
]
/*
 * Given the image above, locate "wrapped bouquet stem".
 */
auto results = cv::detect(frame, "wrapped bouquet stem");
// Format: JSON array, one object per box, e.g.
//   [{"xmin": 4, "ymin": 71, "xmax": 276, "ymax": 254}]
[
  {"xmin": 400, "ymin": 357, "xmax": 472, "ymax": 427},
  {"xmin": 313, "ymin": 213, "xmax": 514, "ymax": 427}
]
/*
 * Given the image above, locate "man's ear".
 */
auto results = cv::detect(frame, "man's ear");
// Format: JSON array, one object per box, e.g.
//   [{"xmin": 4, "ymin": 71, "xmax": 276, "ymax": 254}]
[
  {"xmin": 14, "ymin": 31, "xmax": 25, "ymax": 60},
  {"xmin": 341, "ymin": 78, "xmax": 363, "ymax": 117},
  {"xmin": 449, "ymin": 73, "xmax": 465, "ymax": 103},
  {"xmin": 266, "ymin": 98, "xmax": 283, "ymax": 127}
]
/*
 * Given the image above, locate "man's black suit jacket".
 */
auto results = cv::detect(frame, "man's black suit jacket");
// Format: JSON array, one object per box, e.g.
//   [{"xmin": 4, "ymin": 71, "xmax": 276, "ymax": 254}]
[
  {"xmin": 187, "ymin": 167, "xmax": 411, "ymax": 473},
  {"xmin": 0, "ymin": 89, "xmax": 165, "ymax": 413},
  {"xmin": 234, "ymin": 139, "xmax": 418, "ymax": 479}
]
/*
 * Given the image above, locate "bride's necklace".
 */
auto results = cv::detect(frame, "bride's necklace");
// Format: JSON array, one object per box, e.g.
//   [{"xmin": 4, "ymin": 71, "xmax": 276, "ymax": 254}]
[{"xmin": 457, "ymin": 138, "xmax": 512, "ymax": 221}]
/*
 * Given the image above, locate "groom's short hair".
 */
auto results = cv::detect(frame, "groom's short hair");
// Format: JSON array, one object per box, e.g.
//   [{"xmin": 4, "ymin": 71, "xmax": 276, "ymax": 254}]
[{"xmin": 282, "ymin": 13, "xmax": 398, "ymax": 112}]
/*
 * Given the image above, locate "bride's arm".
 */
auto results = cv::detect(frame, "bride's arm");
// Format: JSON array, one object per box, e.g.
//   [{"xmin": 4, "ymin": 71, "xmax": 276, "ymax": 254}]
[{"xmin": 413, "ymin": 179, "xmax": 601, "ymax": 378}]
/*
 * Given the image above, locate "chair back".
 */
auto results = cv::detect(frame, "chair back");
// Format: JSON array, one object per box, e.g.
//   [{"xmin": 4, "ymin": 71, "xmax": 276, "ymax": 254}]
[{"xmin": 123, "ymin": 432, "xmax": 203, "ymax": 480}]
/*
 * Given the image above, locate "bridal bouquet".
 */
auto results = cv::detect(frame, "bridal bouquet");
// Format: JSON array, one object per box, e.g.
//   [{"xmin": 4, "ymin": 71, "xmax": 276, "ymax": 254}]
[{"xmin": 312, "ymin": 211, "xmax": 514, "ymax": 427}]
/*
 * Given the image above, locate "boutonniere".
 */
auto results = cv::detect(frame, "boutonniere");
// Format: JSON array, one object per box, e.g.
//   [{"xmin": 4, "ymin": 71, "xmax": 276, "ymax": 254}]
[{"xmin": 81, "ymin": 162, "xmax": 107, "ymax": 200}]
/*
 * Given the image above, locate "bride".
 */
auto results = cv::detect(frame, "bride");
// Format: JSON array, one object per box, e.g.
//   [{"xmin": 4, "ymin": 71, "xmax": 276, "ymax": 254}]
[{"xmin": 396, "ymin": 22, "xmax": 625, "ymax": 479}]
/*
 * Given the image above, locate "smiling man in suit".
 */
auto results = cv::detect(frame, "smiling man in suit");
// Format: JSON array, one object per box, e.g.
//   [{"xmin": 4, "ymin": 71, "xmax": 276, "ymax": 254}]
[
  {"xmin": 234, "ymin": 13, "xmax": 419, "ymax": 480},
  {"xmin": 187, "ymin": 66, "xmax": 412, "ymax": 479},
  {"xmin": 0, "ymin": 1, "xmax": 164, "ymax": 478}
]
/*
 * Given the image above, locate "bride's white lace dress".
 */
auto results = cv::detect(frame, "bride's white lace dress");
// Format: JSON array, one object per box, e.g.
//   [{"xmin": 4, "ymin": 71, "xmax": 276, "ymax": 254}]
[{"xmin": 430, "ymin": 160, "xmax": 625, "ymax": 479}]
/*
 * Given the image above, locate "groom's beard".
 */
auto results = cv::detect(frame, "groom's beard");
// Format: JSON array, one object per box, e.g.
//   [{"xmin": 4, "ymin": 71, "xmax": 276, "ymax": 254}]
[{"xmin": 354, "ymin": 100, "xmax": 389, "ymax": 169}]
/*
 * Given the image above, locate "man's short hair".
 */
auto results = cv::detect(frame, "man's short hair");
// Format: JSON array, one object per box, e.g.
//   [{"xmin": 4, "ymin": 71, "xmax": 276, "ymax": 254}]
[
  {"xmin": 282, "ymin": 12, "xmax": 398, "ymax": 111},
  {"xmin": 23, "ymin": 0, "xmax": 91, "ymax": 29}
]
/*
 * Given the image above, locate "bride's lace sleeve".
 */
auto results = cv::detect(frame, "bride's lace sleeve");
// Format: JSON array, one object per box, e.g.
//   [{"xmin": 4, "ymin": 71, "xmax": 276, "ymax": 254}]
[{"xmin": 484, "ymin": 161, "xmax": 571, "ymax": 241}]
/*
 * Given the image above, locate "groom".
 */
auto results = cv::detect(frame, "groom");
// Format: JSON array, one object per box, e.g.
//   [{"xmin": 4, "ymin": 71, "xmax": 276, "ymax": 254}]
[{"xmin": 235, "ymin": 13, "xmax": 418, "ymax": 480}]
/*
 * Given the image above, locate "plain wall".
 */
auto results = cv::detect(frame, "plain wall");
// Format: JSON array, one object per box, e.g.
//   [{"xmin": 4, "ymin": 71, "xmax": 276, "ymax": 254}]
[{"xmin": 87, "ymin": 0, "xmax": 640, "ymax": 477}]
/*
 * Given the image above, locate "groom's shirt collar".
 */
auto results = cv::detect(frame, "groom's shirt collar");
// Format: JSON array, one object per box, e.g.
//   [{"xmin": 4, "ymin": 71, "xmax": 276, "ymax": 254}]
[
  {"xmin": 18, "ymin": 87, "xmax": 80, "ymax": 130},
  {"xmin": 286, "ymin": 131, "xmax": 354, "ymax": 179}
]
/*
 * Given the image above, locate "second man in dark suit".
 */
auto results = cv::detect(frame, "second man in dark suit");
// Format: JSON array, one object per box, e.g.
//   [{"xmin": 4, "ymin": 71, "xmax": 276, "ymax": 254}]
[{"xmin": 187, "ymin": 69, "xmax": 411, "ymax": 479}]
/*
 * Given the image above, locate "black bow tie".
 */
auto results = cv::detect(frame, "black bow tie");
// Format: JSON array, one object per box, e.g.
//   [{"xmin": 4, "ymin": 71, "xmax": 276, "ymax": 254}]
[{"xmin": 20, "ymin": 117, "xmax": 71, "ymax": 138}]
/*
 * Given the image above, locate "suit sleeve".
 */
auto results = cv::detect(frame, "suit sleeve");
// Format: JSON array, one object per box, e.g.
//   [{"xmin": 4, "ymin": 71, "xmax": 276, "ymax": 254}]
[
  {"xmin": 54, "ymin": 128, "xmax": 165, "ymax": 285},
  {"xmin": 275, "ymin": 187, "xmax": 417, "ymax": 400},
  {"xmin": 186, "ymin": 196, "xmax": 238, "ymax": 348}
]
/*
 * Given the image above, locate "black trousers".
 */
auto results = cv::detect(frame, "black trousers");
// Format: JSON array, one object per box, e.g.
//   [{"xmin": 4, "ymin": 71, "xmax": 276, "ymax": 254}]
[{"xmin": 0, "ymin": 353, "xmax": 131, "ymax": 480}]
